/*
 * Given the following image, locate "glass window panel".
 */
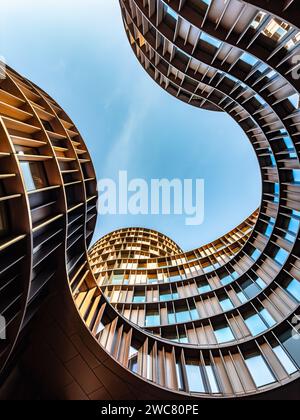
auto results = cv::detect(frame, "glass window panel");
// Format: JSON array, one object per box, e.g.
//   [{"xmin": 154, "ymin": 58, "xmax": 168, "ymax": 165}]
[
  {"xmin": 169, "ymin": 274, "xmax": 181, "ymax": 282},
  {"xmin": 293, "ymin": 169, "xmax": 300, "ymax": 183},
  {"xmin": 286, "ymin": 279, "xmax": 300, "ymax": 302},
  {"xmin": 133, "ymin": 292, "xmax": 146, "ymax": 303},
  {"xmin": 176, "ymin": 308, "xmax": 191, "ymax": 323},
  {"xmin": 179, "ymin": 336, "xmax": 189, "ymax": 344},
  {"xmin": 160, "ymin": 292, "xmax": 173, "ymax": 302},
  {"xmin": 166, "ymin": 5, "xmax": 177, "ymax": 20},
  {"xmin": 111, "ymin": 274, "xmax": 124, "ymax": 285},
  {"xmin": 256, "ymin": 277, "xmax": 266, "ymax": 289},
  {"xmin": 198, "ymin": 283, "xmax": 212, "ymax": 294},
  {"xmin": 128, "ymin": 346, "xmax": 139, "ymax": 373},
  {"xmin": 220, "ymin": 274, "xmax": 233, "ymax": 286},
  {"xmin": 176, "ymin": 363, "xmax": 184, "ymax": 390},
  {"xmin": 280, "ymin": 329, "xmax": 300, "ymax": 367},
  {"xmin": 245, "ymin": 355, "xmax": 275, "ymax": 388},
  {"xmin": 289, "ymin": 217, "xmax": 299, "ymax": 234},
  {"xmin": 190, "ymin": 308, "xmax": 199, "ymax": 321},
  {"xmin": 265, "ymin": 223, "xmax": 273, "ymax": 237},
  {"xmin": 186, "ymin": 364, "xmax": 205, "ymax": 393},
  {"xmin": 244, "ymin": 313, "xmax": 267, "ymax": 336},
  {"xmin": 251, "ymin": 249, "xmax": 261, "ymax": 261},
  {"xmin": 168, "ymin": 310, "xmax": 176, "ymax": 324},
  {"xmin": 219, "ymin": 297, "xmax": 234, "ymax": 312},
  {"xmin": 200, "ymin": 32, "xmax": 222, "ymax": 48},
  {"xmin": 145, "ymin": 311, "xmax": 160, "ymax": 327},
  {"xmin": 260, "ymin": 309, "xmax": 276, "ymax": 327},
  {"xmin": 241, "ymin": 52, "xmax": 258, "ymax": 67},
  {"xmin": 274, "ymin": 248, "xmax": 289, "ymax": 265},
  {"xmin": 214, "ymin": 325, "xmax": 235, "ymax": 344},
  {"xmin": 288, "ymin": 93, "xmax": 299, "ymax": 109},
  {"xmin": 20, "ymin": 161, "xmax": 48, "ymax": 192},
  {"xmin": 237, "ymin": 291, "xmax": 248, "ymax": 304},
  {"xmin": 273, "ymin": 345, "xmax": 297, "ymax": 375},
  {"xmin": 263, "ymin": 19, "xmax": 290, "ymax": 42},
  {"xmin": 205, "ymin": 365, "xmax": 219, "ymax": 393},
  {"xmin": 242, "ymin": 280, "xmax": 260, "ymax": 299}
]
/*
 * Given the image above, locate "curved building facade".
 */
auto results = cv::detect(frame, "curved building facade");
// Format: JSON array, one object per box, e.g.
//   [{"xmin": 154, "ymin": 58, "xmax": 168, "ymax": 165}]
[
  {"xmin": 77, "ymin": 0, "xmax": 300, "ymax": 398},
  {"xmin": 0, "ymin": 66, "xmax": 98, "ymax": 380},
  {"xmin": 86, "ymin": 211, "xmax": 300, "ymax": 398},
  {"xmin": 1, "ymin": 0, "xmax": 300, "ymax": 400}
]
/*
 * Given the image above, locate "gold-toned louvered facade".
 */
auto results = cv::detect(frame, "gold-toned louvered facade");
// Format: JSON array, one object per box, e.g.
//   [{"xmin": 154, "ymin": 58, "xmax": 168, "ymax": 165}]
[
  {"xmin": 1, "ymin": 0, "xmax": 300, "ymax": 399},
  {"xmin": 0, "ymin": 66, "xmax": 97, "ymax": 379}
]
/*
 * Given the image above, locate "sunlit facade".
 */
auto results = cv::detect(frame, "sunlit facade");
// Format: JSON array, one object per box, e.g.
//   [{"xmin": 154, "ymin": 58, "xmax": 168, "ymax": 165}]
[
  {"xmin": 1, "ymin": 0, "xmax": 300, "ymax": 400},
  {"xmin": 0, "ymin": 66, "xmax": 98, "ymax": 387},
  {"xmin": 107, "ymin": 0, "xmax": 300, "ymax": 398}
]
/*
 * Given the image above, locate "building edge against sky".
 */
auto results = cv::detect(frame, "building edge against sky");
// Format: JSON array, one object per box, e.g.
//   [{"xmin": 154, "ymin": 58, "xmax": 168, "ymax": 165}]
[{"xmin": 0, "ymin": 0, "xmax": 300, "ymax": 400}]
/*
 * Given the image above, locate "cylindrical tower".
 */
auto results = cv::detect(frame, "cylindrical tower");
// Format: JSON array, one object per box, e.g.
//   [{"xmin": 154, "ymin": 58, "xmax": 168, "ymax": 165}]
[{"xmin": 0, "ymin": 65, "xmax": 98, "ymax": 379}]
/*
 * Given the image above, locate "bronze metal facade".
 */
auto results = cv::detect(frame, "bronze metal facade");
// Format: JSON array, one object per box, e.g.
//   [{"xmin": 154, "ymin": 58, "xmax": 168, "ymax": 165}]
[
  {"xmin": 0, "ymin": 66, "xmax": 98, "ymax": 384},
  {"xmin": 1, "ymin": 0, "xmax": 300, "ymax": 398}
]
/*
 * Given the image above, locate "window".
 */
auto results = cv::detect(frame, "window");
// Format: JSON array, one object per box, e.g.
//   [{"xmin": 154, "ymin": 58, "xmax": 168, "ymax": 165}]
[
  {"xmin": 20, "ymin": 161, "xmax": 48, "ymax": 192},
  {"xmin": 148, "ymin": 278, "xmax": 158, "ymax": 285},
  {"xmin": 200, "ymin": 32, "xmax": 222, "ymax": 49},
  {"xmin": 169, "ymin": 274, "xmax": 181, "ymax": 282},
  {"xmin": 293, "ymin": 169, "xmax": 300, "ymax": 184},
  {"xmin": 260, "ymin": 309, "xmax": 276, "ymax": 328},
  {"xmin": 219, "ymin": 297, "xmax": 234, "ymax": 312},
  {"xmin": 160, "ymin": 291, "xmax": 178, "ymax": 301},
  {"xmin": 237, "ymin": 291, "xmax": 248, "ymax": 304},
  {"xmin": 111, "ymin": 274, "xmax": 124, "ymax": 285},
  {"xmin": 168, "ymin": 309, "xmax": 176, "ymax": 324},
  {"xmin": 245, "ymin": 309, "xmax": 275, "ymax": 336},
  {"xmin": 288, "ymin": 93, "xmax": 299, "ymax": 109},
  {"xmin": 240, "ymin": 52, "xmax": 258, "ymax": 67},
  {"xmin": 273, "ymin": 345, "xmax": 297, "ymax": 375},
  {"xmin": 189, "ymin": 304, "xmax": 199, "ymax": 321},
  {"xmin": 175, "ymin": 308, "xmax": 191, "ymax": 323},
  {"xmin": 166, "ymin": 5, "xmax": 177, "ymax": 20},
  {"xmin": 220, "ymin": 273, "xmax": 233, "ymax": 286},
  {"xmin": 280, "ymin": 329, "xmax": 300, "ymax": 367},
  {"xmin": 186, "ymin": 363, "xmax": 205, "ymax": 393},
  {"xmin": 133, "ymin": 291, "xmax": 146, "ymax": 303},
  {"xmin": 286, "ymin": 279, "xmax": 300, "ymax": 302},
  {"xmin": 245, "ymin": 354, "xmax": 275, "ymax": 388},
  {"xmin": 176, "ymin": 362, "xmax": 185, "ymax": 390},
  {"xmin": 198, "ymin": 282, "xmax": 212, "ymax": 294},
  {"xmin": 256, "ymin": 277, "xmax": 266, "ymax": 290},
  {"xmin": 241, "ymin": 279, "xmax": 260, "ymax": 299},
  {"xmin": 251, "ymin": 249, "xmax": 261, "ymax": 261},
  {"xmin": 128, "ymin": 346, "xmax": 139, "ymax": 373},
  {"xmin": 288, "ymin": 217, "xmax": 299, "ymax": 235},
  {"xmin": 178, "ymin": 334, "xmax": 189, "ymax": 344},
  {"xmin": 274, "ymin": 248, "xmax": 289, "ymax": 265},
  {"xmin": 264, "ymin": 219, "xmax": 275, "ymax": 237},
  {"xmin": 205, "ymin": 365, "xmax": 220, "ymax": 393},
  {"xmin": 214, "ymin": 325, "xmax": 235, "ymax": 344},
  {"xmin": 145, "ymin": 310, "xmax": 160, "ymax": 327},
  {"xmin": 245, "ymin": 313, "xmax": 267, "ymax": 336}
]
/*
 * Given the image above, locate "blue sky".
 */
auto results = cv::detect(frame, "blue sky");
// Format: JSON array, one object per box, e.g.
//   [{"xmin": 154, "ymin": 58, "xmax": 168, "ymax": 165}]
[{"xmin": 0, "ymin": 0, "xmax": 262, "ymax": 250}]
